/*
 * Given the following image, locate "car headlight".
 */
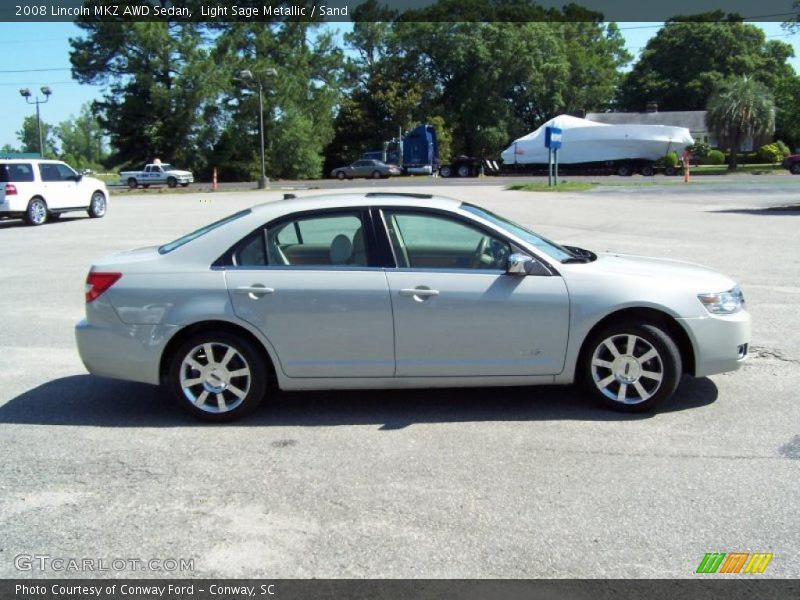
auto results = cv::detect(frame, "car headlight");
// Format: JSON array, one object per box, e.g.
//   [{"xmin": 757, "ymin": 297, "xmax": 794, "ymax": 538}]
[{"xmin": 697, "ymin": 286, "xmax": 744, "ymax": 315}]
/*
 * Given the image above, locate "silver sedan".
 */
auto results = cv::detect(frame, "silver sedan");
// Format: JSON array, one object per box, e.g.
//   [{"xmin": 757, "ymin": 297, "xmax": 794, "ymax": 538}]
[{"xmin": 75, "ymin": 193, "xmax": 750, "ymax": 421}]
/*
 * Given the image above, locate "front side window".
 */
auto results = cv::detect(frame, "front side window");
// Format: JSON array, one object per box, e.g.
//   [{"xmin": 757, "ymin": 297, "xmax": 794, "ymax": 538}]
[
  {"xmin": 384, "ymin": 211, "xmax": 510, "ymax": 270},
  {"xmin": 231, "ymin": 212, "xmax": 368, "ymax": 267}
]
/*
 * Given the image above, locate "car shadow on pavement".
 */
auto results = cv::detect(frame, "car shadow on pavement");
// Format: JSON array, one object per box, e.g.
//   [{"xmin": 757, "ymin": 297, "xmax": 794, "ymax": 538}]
[
  {"xmin": 0, "ymin": 375, "xmax": 718, "ymax": 428},
  {"xmin": 0, "ymin": 216, "xmax": 84, "ymax": 229},
  {"xmin": 711, "ymin": 205, "xmax": 800, "ymax": 216}
]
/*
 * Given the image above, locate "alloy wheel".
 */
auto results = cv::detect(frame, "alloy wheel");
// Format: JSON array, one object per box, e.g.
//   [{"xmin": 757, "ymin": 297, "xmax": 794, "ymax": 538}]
[
  {"xmin": 590, "ymin": 334, "xmax": 664, "ymax": 404},
  {"xmin": 179, "ymin": 342, "xmax": 252, "ymax": 414}
]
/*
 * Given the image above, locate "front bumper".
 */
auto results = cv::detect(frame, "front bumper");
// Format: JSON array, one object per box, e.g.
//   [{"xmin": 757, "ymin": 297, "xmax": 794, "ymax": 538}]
[
  {"xmin": 75, "ymin": 319, "xmax": 178, "ymax": 385},
  {"xmin": 678, "ymin": 310, "xmax": 751, "ymax": 377}
]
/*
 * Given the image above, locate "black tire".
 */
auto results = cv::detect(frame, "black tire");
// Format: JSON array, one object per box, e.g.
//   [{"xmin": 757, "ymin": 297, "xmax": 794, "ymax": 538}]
[
  {"xmin": 439, "ymin": 165, "xmax": 452, "ymax": 178},
  {"xmin": 457, "ymin": 164, "xmax": 471, "ymax": 177},
  {"xmin": 167, "ymin": 330, "xmax": 267, "ymax": 422},
  {"xmin": 24, "ymin": 197, "xmax": 48, "ymax": 226},
  {"xmin": 336, "ymin": 171, "xmax": 346, "ymax": 180},
  {"xmin": 87, "ymin": 191, "xmax": 107, "ymax": 219},
  {"xmin": 616, "ymin": 163, "xmax": 632, "ymax": 177},
  {"xmin": 127, "ymin": 178, "xmax": 138, "ymax": 189},
  {"xmin": 664, "ymin": 166, "xmax": 677, "ymax": 176},
  {"xmin": 579, "ymin": 321, "xmax": 682, "ymax": 413},
  {"xmin": 790, "ymin": 163, "xmax": 800, "ymax": 175},
  {"xmin": 371, "ymin": 170, "xmax": 382, "ymax": 179},
  {"xmin": 167, "ymin": 177, "xmax": 178, "ymax": 188},
  {"xmin": 640, "ymin": 164, "xmax": 655, "ymax": 177}
]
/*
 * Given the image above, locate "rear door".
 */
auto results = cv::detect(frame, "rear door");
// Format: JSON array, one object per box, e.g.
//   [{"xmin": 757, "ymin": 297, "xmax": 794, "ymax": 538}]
[{"xmin": 225, "ymin": 209, "xmax": 395, "ymax": 378}]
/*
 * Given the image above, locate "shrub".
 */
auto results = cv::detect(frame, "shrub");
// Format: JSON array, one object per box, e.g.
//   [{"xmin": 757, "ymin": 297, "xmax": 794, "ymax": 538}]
[
  {"xmin": 664, "ymin": 151, "xmax": 679, "ymax": 168},
  {"xmin": 757, "ymin": 143, "xmax": 783, "ymax": 164},
  {"xmin": 705, "ymin": 150, "xmax": 725, "ymax": 165},
  {"xmin": 775, "ymin": 140, "xmax": 791, "ymax": 159},
  {"xmin": 687, "ymin": 141, "xmax": 711, "ymax": 159}
]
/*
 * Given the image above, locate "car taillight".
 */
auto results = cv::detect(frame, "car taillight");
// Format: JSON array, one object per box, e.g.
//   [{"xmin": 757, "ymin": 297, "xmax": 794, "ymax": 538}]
[
  {"xmin": 4, "ymin": 183, "xmax": 17, "ymax": 195},
  {"xmin": 85, "ymin": 272, "xmax": 122, "ymax": 303}
]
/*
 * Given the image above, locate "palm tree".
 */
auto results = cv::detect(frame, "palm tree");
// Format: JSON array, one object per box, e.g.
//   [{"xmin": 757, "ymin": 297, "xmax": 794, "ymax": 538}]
[{"xmin": 706, "ymin": 77, "xmax": 775, "ymax": 170}]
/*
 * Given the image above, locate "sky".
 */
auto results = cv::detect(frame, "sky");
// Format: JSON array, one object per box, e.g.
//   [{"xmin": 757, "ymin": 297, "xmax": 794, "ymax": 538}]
[{"xmin": 0, "ymin": 21, "xmax": 798, "ymax": 150}]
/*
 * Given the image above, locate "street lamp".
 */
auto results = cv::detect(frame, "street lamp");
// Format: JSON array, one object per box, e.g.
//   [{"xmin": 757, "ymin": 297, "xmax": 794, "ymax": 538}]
[
  {"xmin": 19, "ymin": 86, "xmax": 52, "ymax": 157},
  {"xmin": 238, "ymin": 68, "xmax": 277, "ymax": 189}
]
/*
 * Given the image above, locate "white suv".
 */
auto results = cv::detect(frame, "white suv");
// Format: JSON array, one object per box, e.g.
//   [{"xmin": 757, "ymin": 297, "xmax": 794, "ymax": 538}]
[{"xmin": 0, "ymin": 159, "xmax": 109, "ymax": 226}]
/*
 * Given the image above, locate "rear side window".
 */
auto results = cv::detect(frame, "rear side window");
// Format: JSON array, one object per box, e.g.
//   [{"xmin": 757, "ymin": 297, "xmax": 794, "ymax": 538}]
[{"xmin": 0, "ymin": 163, "xmax": 35, "ymax": 182}]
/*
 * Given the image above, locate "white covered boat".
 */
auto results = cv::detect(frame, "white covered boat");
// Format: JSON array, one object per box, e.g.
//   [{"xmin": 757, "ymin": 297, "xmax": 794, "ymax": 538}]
[{"xmin": 500, "ymin": 115, "xmax": 694, "ymax": 166}]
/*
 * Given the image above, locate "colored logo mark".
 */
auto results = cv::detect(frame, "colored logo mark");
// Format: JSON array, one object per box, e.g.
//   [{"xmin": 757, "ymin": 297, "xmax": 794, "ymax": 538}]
[{"xmin": 696, "ymin": 552, "xmax": 773, "ymax": 574}]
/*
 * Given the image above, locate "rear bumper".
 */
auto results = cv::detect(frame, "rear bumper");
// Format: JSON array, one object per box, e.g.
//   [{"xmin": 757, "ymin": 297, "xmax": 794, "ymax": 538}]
[
  {"xmin": 75, "ymin": 319, "xmax": 177, "ymax": 385},
  {"xmin": 678, "ymin": 310, "xmax": 751, "ymax": 377}
]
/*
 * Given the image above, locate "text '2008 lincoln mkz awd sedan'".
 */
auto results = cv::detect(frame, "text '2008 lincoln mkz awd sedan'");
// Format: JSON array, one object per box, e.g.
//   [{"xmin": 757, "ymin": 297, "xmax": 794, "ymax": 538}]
[{"xmin": 75, "ymin": 193, "xmax": 750, "ymax": 421}]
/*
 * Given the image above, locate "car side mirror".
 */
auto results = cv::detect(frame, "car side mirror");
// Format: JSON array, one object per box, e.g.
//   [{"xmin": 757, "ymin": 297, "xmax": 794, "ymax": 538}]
[{"xmin": 506, "ymin": 253, "xmax": 533, "ymax": 275}]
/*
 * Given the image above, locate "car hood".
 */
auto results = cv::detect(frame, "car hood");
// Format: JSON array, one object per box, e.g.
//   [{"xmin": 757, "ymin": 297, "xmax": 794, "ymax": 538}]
[
  {"xmin": 577, "ymin": 252, "xmax": 737, "ymax": 292},
  {"xmin": 83, "ymin": 176, "xmax": 107, "ymax": 188}
]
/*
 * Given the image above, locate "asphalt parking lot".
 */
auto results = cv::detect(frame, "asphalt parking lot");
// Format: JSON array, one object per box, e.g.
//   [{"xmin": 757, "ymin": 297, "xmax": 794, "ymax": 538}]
[{"xmin": 1, "ymin": 182, "xmax": 798, "ymax": 578}]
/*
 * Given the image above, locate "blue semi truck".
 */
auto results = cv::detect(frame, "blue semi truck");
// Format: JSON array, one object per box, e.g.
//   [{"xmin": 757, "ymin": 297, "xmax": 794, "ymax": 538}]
[{"xmin": 362, "ymin": 123, "xmax": 499, "ymax": 177}]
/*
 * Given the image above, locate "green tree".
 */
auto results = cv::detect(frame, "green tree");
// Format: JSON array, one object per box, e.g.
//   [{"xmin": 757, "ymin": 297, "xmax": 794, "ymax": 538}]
[
  {"xmin": 774, "ymin": 74, "xmax": 800, "ymax": 151},
  {"xmin": 617, "ymin": 13, "xmax": 794, "ymax": 111},
  {"xmin": 70, "ymin": 19, "xmax": 219, "ymax": 172},
  {"xmin": 57, "ymin": 104, "xmax": 107, "ymax": 170},
  {"xmin": 706, "ymin": 76, "xmax": 775, "ymax": 170},
  {"xmin": 16, "ymin": 115, "xmax": 57, "ymax": 157},
  {"xmin": 210, "ymin": 22, "xmax": 346, "ymax": 180}
]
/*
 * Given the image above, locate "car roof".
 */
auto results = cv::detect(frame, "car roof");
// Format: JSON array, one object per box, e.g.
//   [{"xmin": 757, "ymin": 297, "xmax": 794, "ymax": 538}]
[
  {"xmin": 0, "ymin": 158, "xmax": 64, "ymax": 164},
  {"xmin": 249, "ymin": 192, "xmax": 461, "ymax": 217}
]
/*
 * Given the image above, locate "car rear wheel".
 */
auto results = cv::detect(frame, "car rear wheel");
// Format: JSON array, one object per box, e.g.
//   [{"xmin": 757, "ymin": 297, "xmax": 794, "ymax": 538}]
[
  {"xmin": 167, "ymin": 177, "xmax": 178, "ymax": 188},
  {"xmin": 168, "ymin": 331, "xmax": 267, "ymax": 422},
  {"xmin": 336, "ymin": 171, "xmax": 346, "ymax": 180},
  {"xmin": 25, "ymin": 198, "xmax": 48, "ymax": 226},
  {"xmin": 457, "ymin": 164, "xmax": 471, "ymax": 177},
  {"xmin": 371, "ymin": 170, "xmax": 382, "ymax": 179},
  {"xmin": 127, "ymin": 178, "xmax": 138, "ymax": 189},
  {"xmin": 640, "ymin": 164, "xmax": 655, "ymax": 177},
  {"xmin": 790, "ymin": 163, "xmax": 800, "ymax": 175},
  {"xmin": 580, "ymin": 321, "xmax": 681, "ymax": 412},
  {"xmin": 439, "ymin": 165, "xmax": 452, "ymax": 178},
  {"xmin": 88, "ymin": 192, "xmax": 107, "ymax": 218}
]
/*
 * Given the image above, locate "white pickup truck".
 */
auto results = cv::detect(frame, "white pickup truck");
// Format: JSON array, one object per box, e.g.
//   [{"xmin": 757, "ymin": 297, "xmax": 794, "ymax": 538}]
[{"xmin": 120, "ymin": 163, "xmax": 194, "ymax": 189}]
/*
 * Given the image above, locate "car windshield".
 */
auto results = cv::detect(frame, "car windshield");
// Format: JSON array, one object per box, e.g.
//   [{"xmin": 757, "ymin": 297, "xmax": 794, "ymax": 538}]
[
  {"xmin": 158, "ymin": 209, "xmax": 251, "ymax": 254},
  {"xmin": 159, "ymin": 164, "xmax": 172, "ymax": 170},
  {"xmin": 461, "ymin": 203, "xmax": 575, "ymax": 262}
]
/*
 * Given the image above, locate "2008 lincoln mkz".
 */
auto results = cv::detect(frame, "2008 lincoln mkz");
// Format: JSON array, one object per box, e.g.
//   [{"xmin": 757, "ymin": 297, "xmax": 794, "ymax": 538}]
[{"xmin": 75, "ymin": 193, "xmax": 750, "ymax": 421}]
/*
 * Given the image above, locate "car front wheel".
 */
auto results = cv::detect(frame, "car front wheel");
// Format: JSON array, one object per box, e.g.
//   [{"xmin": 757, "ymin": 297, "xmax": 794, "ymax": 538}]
[
  {"xmin": 167, "ymin": 177, "xmax": 178, "ymax": 188},
  {"xmin": 168, "ymin": 331, "xmax": 267, "ymax": 422},
  {"xmin": 790, "ymin": 163, "xmax": 800, "ymax": 175},
  {"xmin": 88, "ymin": 192, "xmax": 107, "ymax": 218},
  {"xmin": 581, "ymin": 321, "xmax": 681, "ymax": 412},
  {"xmin": 25, "ymin": 198, "xmax": 48, "ymax": 226}
]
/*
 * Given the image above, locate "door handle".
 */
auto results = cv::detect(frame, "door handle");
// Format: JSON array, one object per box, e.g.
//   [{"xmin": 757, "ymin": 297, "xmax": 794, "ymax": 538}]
[
  {"xmin": 235, "ymin": 285, "xmax": 274, "ymax": 298},
  {"xmin": 399, "ymin": 288, "xmax": 439, "ymax": 298}
]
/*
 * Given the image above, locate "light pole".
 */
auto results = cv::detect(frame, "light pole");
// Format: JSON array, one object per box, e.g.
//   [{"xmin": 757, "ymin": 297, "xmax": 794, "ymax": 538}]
[
  {"xmin": 19, "ymin": 86, "xmax": 52, "ymax": 157},
  {"xmin": 238, "ymin": 68, "xmax": 277, "ymax": 189}
]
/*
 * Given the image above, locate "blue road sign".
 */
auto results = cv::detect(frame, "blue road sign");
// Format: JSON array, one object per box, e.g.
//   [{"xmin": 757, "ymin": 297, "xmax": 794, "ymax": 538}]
[{"xmin": 545, "ymin": 126, "xmax": 563, "ymax": 149}]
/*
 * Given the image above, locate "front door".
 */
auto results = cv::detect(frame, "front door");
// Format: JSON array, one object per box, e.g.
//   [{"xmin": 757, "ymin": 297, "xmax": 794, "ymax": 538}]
[
  {"xmin": 226, "ymin": 209, "xmax": 395, "ymax": 379},
  {"xmin": 381, "ymin": 210, "xmax": 570, "ymax": 377}
]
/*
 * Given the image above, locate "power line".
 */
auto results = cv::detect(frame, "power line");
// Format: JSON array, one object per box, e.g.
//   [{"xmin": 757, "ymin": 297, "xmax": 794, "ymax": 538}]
[{"xmin": 0, "ymin": 67, "xmax": 71, "ymax": 73}]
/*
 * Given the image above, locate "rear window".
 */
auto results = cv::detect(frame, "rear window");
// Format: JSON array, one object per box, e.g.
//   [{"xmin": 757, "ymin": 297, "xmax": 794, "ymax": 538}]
[
  {"xmin": 0, "ymin": 163, "xmax": 35, "ymax": 182},
  {"xmin": 159, "ymin": 209, "xmax": 252, "ymax": 254}
]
